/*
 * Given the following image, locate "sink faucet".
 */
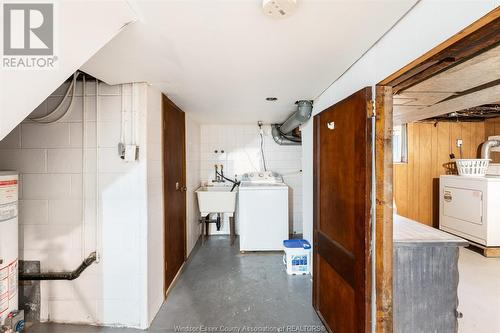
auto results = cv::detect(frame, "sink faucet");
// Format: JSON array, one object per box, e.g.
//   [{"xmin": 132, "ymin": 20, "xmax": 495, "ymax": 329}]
[
  {"xmin": 213, "ymin": 164, "xmax": 226, "ymax": 183},
  {"xmin": 213, "ymin": 164, "xmax": 219, "ymax": 182},
  {"xmin": 220, "ymin": 164, "xmax": 225, "ymax": 182}
]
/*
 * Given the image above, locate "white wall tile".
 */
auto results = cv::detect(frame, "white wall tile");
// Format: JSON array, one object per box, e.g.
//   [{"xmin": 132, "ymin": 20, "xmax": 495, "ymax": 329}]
[
  {"xmin": 47, "ymin": 300, "xmax": 98, "ymax": 323},
  {"xmin": 49, "ymin": 199, "xmax": 83, "ymax": 225},
  {"xmin": 47, "ymin": 149, "xmax": 83, "ymax": 173},
  {"xmin": 19, "ymin": 200, "xmax": 49, "ymax": 225},
  {"xmin": 22, "ymin": 174, "xmax": 72, "ymax": 199},
  {"xmin": 98, "ymin": 148, "xmax": 136, "ymax": 173},
  {"xmin": 69, "ymin": 123, "xmax": 83, "ymax": 147},
  {"xmin": 42, "ymin": 280, "xmax": 76, "ymax": 301},
  {"xmin": 200, "ymin": 124, "xmax": 303, "ymax": 233},
  {"xmin": 0, "ymin": 149, "xmax": 46, "ymax": 173},
  {"xmin": 0, "ymin": 126, "xmax": 21, "ymax": 148},
  {"xmin": 98, "ymin": 96, "xmax": 122, "ymax": 122},
  {"xmin": 98, "ymin": 82, "xmax": 121, "ymax": 96},
  {"xmin": 21, "ymin": 123, "xmax": 70, "ymax": 148},
  {"xmin": 20, "ymin": 224, "xmax": 81, "ymax": 250},
  {"xmin": 0, "ymin": 82, "xmax": 153, "ymax": 328}
]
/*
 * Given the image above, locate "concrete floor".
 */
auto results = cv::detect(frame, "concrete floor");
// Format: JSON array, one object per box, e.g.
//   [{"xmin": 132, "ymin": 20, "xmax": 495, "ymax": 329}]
[
  {"xmin": 458, "ymin": 247, "xmax": 500, "ymax": 333},
  {"xmin": 27, "ymin": 236, "xmax": 323, "ymax": 333}
]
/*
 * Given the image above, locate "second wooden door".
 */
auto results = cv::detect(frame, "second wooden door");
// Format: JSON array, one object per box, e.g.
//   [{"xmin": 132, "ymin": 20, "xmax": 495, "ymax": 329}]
[{"xmin": 163, "ymin": 94, "xmax": 187, "ymax": 292}]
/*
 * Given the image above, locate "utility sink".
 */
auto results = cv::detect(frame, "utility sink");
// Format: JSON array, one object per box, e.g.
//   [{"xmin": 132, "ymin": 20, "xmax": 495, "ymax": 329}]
[{"xmin": 196, "ymin": 185, "xmax": 237, "ymax": 215}]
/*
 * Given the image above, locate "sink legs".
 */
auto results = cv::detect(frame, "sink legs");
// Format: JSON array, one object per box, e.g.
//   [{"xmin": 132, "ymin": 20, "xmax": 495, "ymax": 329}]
[
  {"xmin": 229, "ymin": 216, "xmax": 235, "ymax": 246},
  {"xmin": 200, "ymin": 213, "xmax": 236, "ymax": 246}
]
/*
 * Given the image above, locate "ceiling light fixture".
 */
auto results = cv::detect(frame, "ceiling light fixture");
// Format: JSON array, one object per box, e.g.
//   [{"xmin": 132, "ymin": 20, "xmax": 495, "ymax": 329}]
[
  {"xmin": 262, "ymin": 0, "xmax": 297, "ymax": 19},
  {"xmin": 266, "ymin": 97, "xmax": 278, "ymax": 101}
]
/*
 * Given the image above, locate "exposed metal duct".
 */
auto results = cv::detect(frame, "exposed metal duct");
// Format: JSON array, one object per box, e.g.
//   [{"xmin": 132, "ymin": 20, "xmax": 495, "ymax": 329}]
[
  {"xmin": 280, "ymin": 100, "xmax": 313, "ymax": 134},
  {"xmin": 271, "ymin": 125, "xmax": 301, "ymax": 145},
  {"xmin": 481, "ymin": 139, "xmax": 500, "ymax": 160},
  {"xmin": 272, "ymin": 100, "xmax": 313, "ymax": 145}
]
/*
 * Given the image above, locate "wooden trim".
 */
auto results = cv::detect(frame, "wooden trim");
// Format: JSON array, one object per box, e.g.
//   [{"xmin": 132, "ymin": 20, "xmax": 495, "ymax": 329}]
[
  {"xmin": 312, "ymin": 115, "xmax": 321, "ymax": 310},
  {"xmin": 317, "ymin": 231, "xmax": 355, "ymax": 286},
  {"xmin": 375, "ymin": 86, "xmax": 394, "ymax": 333},
  {"xmin": 379, "ymin": 7, "xmax": 500, "ymax": 91},
  {"xmin": 467, "ymin": 242, "xmax": 500, "ymax": 258},
  {"xmin": 165, "ymin": 261, "xmax": 186, "ymax": 297},
  {"xmin": 181, "ymin": 111, "xmax": 187, "ymax": 261},
  {"xmin": 160, "ymin": 100, "xmax": 166, "ymax": 300}
]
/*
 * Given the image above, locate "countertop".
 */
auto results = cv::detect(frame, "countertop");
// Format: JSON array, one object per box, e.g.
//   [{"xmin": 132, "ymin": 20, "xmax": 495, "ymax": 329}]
[{"xmin": 394, "ymin": 214, "xmax": 469, "ymax": 247}]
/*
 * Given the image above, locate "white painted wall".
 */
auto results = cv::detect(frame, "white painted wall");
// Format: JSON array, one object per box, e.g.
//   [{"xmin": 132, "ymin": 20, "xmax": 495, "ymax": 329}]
[
  {"xmin": 146, "ymin": 86, "xmax": 164, "ymax": 325},
  {"xmin": 0, "ymin": 81, "xmax": 163, "ymax": 329},
  {"xmin": 186, "ymin": 116, "xmax": 202, "ymax": 256},
  {"xmin": 200, "ymin": 124, "xmax": 303, "ymax": 235},
  {"xmin": 302, "ymin": 1, "xmax": 499, "ymax": 244},
  {"xmin": 0, "ymin": 1, "xmax": 135, "ymax": 141}
]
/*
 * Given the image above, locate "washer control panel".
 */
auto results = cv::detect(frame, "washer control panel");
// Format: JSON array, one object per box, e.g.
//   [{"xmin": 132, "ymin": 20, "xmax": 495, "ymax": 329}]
[{"xmin": 241, "ymin": 171, "xmax": 283, "ymax": 184}]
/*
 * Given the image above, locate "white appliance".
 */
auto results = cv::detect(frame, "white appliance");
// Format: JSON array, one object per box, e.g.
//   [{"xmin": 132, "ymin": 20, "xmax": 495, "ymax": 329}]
[
  {"xmin": 0, "ymin": 172, "xmax": 18, "ymax": 325},
  {"xmin": 440, "ymin": 175, "xmax": 500, "ymax": 246},
  {"xmin": 238, "ymin": 171, "xmax": 289, "ymax": 251}
]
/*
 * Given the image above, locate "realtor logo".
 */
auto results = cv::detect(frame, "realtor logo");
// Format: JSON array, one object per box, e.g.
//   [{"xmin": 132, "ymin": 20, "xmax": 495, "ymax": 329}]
[{"xmin": 2, "ymin": 2, "xmax": 57, "ymax": 69}]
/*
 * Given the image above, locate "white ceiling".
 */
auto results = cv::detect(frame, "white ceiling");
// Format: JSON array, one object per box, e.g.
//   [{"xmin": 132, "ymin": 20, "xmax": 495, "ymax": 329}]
[{"xmin": 82, "ymin": 0, "xmax": 417, "ymax": 124}]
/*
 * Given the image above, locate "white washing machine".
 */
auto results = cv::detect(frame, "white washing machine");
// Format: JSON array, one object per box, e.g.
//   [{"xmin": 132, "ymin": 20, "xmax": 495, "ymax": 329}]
[{"xmin": 238, "ymin": 171, "xmax": 289, "ymax": 251}]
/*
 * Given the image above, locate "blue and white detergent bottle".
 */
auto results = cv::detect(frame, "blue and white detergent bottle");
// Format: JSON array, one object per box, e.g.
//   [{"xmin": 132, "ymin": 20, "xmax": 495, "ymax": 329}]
[{"xmin": 283, "ymin": 239, "xmax": 311, "ymax": 275}]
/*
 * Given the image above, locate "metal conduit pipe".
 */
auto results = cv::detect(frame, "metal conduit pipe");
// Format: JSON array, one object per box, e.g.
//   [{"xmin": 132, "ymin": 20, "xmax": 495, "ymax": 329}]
[
  {"xmin": 19, "ymin": 252, "xmax": 97, "ymax": 281},
  {"xmin": 481, "ymin": 139, "xmax": 500, "ymax": 160}
]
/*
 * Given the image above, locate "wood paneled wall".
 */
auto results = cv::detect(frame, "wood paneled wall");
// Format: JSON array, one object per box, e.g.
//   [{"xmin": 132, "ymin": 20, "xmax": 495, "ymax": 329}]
[
  {"xmin": 394, "ymin": 121, "xmax": 485, "ymax": 227},
  {"xmin": 485, "ymin": 117, "xmax": 500, "ymax": 163}
]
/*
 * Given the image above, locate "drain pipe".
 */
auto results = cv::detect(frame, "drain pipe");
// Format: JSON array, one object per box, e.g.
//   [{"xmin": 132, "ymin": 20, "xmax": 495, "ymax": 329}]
[
  {"xmin": 272, "ymin": 100, "xmax": 313, "ymax": 145},
  {"xmin": 19, "ymin": 252, "xmax": 97, "ymax": 281},
  {"xmin": 481, "ymin": 139, "xmax": 500, "ymax": 160}
]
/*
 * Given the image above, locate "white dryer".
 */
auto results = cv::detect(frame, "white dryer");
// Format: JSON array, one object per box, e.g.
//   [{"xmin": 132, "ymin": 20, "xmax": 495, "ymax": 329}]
[
  {"xmin": 238, "ymin": 171, "xmax": 289, "ymax": 251},
  {"xmin": 440, "ymin": 175, "xmax": 500, "ymax": 246}
]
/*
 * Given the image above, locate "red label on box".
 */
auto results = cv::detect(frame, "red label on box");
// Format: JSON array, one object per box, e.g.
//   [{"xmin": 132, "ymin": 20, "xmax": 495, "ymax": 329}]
[{"xmin": 0, "ymin": 180, "xmax": 17, "ymax": 187}]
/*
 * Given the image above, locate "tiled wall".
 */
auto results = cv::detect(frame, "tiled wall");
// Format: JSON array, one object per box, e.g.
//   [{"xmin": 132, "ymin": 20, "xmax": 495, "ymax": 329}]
[
  {"xmin": 200, "ymin": 124, "xmax": 303, "ymax": 234},
  {"xmin": 0, "ymin": 80, "xmax": 160, "ymax": 328},
  {"xmin": 186, "ymin": 116, "xmax": 202, "ymax": 255}
]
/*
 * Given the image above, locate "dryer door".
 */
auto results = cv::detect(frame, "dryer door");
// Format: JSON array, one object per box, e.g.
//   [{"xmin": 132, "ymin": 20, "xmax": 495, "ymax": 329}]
[{"xmin": 443, "ymin": 186, "xmax": 483, "ymax": 225}]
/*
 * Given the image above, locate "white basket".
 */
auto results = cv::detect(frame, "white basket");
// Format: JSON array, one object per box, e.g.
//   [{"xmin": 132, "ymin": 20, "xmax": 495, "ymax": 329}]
[{"xmin": 455, "ymin": 159, "xmax": 490, "ymax": 177}]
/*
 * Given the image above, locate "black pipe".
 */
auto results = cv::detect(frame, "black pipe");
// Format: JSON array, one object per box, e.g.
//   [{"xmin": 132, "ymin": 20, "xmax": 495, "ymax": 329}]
[
  {"xmin": 216, "ymin": 171, "xmax": 240, "ymax": 192},
  {"xmin": 230, "ymin": 182, "xmax": 239, "ymax": 192},
  {"xmin": 19, "ymin": 252, "xmax": 97, "ymax": 281}
]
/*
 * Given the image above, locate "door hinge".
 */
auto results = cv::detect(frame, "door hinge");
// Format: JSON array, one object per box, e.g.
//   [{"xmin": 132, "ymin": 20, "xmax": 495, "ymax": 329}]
[{"xmin": 367, "ymin": 100, "xmax": 375, "ymax": 118}]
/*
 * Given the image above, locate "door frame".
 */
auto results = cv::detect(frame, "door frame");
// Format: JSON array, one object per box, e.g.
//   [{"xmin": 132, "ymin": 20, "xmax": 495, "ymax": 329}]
[
  {"xmin": 162, "ymin": 94, "xmax": 187, "ymax": 296},
  {"xmin": 375, "ymin": 7, "xmax": 499, "ymax": 333}
]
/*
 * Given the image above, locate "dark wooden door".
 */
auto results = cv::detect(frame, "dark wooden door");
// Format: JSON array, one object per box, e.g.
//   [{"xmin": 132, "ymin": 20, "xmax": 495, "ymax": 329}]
[
  {"xmin": 163, "ymin": 94, "xmax": 187, "ymax": 292},
  {"xmin": 313, "ymin": 87, "xmax": 373, "ymax": 333}
]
